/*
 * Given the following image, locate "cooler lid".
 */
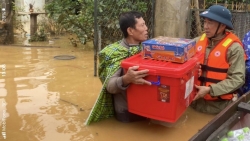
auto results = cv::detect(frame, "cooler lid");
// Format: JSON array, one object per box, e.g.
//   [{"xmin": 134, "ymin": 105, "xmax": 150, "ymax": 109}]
[{"xmin": 121, "ymin": 52, "xmax": 203, "ymax": 78}]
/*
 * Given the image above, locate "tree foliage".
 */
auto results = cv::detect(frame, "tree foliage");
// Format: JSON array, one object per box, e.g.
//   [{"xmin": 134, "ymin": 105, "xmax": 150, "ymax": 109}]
[{"xmin": 45, "ymin": 0, "xmax": 148, "ymax": 45}]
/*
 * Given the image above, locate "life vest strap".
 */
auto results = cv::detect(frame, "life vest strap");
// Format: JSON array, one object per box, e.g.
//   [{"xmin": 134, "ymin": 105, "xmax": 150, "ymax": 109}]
[
  {"xmin": 198, "ymin": 76, "xmax": 222, "ymax": 83},
  {"xmin": 200, "ymin": 64, "xmax": 228, "ymax": 73}
]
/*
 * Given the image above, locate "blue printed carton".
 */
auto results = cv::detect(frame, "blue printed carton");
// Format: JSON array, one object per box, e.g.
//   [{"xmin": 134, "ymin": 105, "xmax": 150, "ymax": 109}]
[{"xmin": 142, "ymin": 36, "xmax": 196, "ymax": 63}]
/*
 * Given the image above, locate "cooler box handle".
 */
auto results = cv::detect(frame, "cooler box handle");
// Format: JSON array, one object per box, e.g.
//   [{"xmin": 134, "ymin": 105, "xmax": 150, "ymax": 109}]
[{"xmin": 149, "ymin": 76, "xmax": 161, "ymax": 86}]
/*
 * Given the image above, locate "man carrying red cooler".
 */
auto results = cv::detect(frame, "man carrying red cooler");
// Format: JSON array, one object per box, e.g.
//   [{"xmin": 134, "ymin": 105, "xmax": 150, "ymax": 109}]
[
  {"xmin": 191, "ymin": 5, "xmax": 246, "ymax": 114},
  {"xmin": 85, "ymin": 11, "xmax": 151, "ymax": 125}
]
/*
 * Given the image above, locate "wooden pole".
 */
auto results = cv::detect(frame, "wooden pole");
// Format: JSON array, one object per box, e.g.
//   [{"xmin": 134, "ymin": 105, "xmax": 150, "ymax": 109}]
[{"xmin": 94, "ymin": 0, "xmax": 98, "ymax": 77}]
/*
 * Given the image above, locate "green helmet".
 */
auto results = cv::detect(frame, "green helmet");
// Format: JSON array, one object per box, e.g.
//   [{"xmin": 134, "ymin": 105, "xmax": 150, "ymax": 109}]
[{"xmin": 200, "ymin": 5, "xmax": 233, "ymax": 30}]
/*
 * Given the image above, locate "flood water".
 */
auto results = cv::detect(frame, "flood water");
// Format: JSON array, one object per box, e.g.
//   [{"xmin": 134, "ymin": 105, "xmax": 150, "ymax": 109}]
[{"xmin": 0, "ymin": 35, "xmax": 215, "ymax": 141}]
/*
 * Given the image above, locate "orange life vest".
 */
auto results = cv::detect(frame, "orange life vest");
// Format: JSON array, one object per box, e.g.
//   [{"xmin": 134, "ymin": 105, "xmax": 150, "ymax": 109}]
[{"xmin": 196, "ymin": 32, "xmax": 246, "ymax": 100}]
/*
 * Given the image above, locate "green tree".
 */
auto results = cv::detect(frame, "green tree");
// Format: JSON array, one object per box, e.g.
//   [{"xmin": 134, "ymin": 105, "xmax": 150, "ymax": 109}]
[{"xmin": 45, "ymin": 0, "xmax": 148, "ymax": 46}]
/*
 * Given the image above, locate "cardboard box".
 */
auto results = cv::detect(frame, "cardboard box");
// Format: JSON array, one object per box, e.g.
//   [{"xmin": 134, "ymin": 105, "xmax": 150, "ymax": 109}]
[
  {"xmin": 142, "ymin": 36, "xmax": 196, "ymax": 63},
  {"xmin": 121, "ymin": 52, "xmax": 204, "ymax": 123}
]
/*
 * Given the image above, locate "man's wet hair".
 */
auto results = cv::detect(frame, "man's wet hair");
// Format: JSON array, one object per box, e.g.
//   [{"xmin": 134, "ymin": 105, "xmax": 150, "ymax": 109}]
[{"xmin": 119, "ymin": 11, "xmax": 143, "ymax": 38}]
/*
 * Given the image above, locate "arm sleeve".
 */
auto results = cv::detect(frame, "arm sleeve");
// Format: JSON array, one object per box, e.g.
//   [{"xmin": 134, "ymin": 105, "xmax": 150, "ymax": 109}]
[
  {"xmin": 210, "ymin": 42, "xmax": 246, "ymax": 96},
  {"xmin": 106, "ymin": 68, "xmax": 129, "ymax": 94}
]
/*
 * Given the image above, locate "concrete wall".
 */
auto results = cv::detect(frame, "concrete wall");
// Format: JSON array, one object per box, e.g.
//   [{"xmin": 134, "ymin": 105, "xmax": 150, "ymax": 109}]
[
  {"xmin": 154, "ymin": 0, "xmax": 190, "ymax": 38},
  {"xmin": 15, "ymin": 0, "xmax": 45, "ymax": 35}
]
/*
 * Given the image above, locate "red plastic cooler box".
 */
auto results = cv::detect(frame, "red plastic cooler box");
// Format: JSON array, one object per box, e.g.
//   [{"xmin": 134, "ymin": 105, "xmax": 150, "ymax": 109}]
[{"xmin": 121, "ymin": 52, "xmax": 203, "ymax": 123}]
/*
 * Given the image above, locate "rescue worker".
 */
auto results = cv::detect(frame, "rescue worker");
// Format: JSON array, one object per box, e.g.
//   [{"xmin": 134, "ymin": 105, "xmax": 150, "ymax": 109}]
[{"xmin": 191, "ymin": 5, "xmax": 246, "ymax": 114}]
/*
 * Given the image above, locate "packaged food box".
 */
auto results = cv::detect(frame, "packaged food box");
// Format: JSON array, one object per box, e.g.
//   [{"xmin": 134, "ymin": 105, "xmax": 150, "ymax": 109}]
[
  {"xmin": 142, "ymin": 36, "xmax": 196, "ymax": 63},
  {"xmin": 121, "ymin": 52, "xmax": 204, "ymax": 123}
]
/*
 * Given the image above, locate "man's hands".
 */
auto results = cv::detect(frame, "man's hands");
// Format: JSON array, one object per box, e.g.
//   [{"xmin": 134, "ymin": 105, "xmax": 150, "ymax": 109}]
[
  {"xmin": 122, "ymin": 66, "xmax": 151, "ymax": 86},
  {"xmin": 193, "ymin": 85, "xmax": 210, "ymax": 100},
  {"xmin": 122, "ymin": 65, "xmax": 210, "ymax": 100},
  {"xmin": 193, "ymin": 63, "xmax": 209, "ymax": 100}
]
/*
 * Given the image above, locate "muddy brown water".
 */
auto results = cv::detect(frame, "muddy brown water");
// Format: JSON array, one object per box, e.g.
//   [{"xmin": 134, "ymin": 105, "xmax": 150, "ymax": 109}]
[{"xmin": 0, "ymin": 35, "xmax": 215, "ymax": 141}]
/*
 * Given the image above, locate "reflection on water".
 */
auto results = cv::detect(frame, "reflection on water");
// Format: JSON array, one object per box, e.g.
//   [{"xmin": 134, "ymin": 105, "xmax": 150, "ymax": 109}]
[{"xmin": 0, "ymin": 38, "xmax": 215, "ymax": 141}]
